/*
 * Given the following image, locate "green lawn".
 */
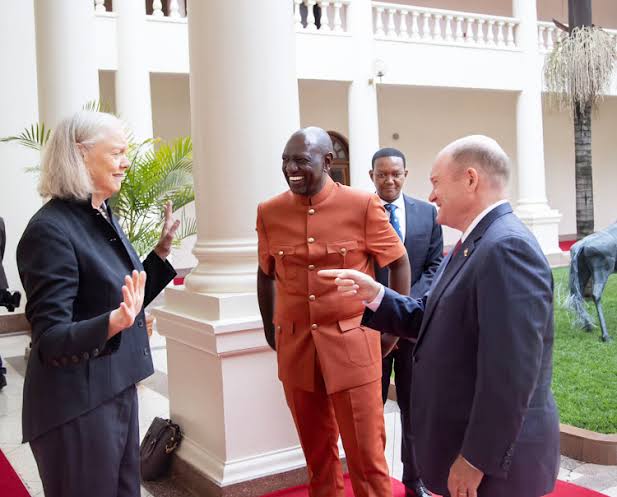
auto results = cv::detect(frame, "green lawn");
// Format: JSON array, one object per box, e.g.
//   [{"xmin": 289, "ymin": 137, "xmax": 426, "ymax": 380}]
[{"xmin": 552, "ymin": 267, "xmax": 617, "ymax": 434}]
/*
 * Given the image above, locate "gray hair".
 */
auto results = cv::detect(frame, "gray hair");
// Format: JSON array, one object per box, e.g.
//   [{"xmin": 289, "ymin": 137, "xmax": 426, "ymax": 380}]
[
  {"xmin": 39, "ymin": 111, "xmax": 126, "ymax": 200},
  {"xmin": 442, "ymin": 135, "xmax": 510, "ymax": 188}
]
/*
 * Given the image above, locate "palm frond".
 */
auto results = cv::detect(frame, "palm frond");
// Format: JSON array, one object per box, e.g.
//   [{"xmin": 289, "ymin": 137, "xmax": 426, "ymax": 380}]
[
  {"xmin": 0, "ymin": 123, "xmax": 51, "ymax": 151},
  {"xmin": 82, "ymin": 100, "xmax": 113, "ymax": 113},
  {"xmin": 175, "ymin": 210, "xmax": 198, "ymax": 241}
]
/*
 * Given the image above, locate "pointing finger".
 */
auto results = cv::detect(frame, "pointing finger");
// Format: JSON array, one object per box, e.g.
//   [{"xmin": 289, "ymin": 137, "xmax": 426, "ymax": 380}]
[{"xmin": 318, "ymin": 269, "xmax": 347, "ymax": 279}]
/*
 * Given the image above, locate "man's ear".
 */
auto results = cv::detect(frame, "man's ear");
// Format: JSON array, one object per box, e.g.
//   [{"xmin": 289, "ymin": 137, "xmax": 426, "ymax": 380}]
[
  {"xmin": 369, "ymin": 168, "xmax": 374, "ymax": 181},
  {"xmin": 467, "ymin": 167, "xmax": 479, "ymax": 191},
  {"xmin": 323, "ymin": 152, "xmax": 333, "ymax": 173}
]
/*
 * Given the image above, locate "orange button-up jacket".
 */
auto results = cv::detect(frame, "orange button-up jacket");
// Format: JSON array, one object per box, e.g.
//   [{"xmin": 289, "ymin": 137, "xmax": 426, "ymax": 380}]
[{"xmin": 257, "ymin": 177, "xmax": 406, "ymax": 393}]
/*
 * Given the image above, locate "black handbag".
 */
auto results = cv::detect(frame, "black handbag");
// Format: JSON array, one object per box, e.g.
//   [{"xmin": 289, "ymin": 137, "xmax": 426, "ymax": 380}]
[{"xmin": 140, "ymin": 416, "xmax": 183, "ymax": 481}]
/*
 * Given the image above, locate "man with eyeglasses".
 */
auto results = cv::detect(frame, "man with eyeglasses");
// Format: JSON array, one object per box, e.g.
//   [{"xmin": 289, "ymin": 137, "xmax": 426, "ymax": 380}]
[{"xmin": 370, "ymin": 148, "xmax": 443, "ymax": 497}]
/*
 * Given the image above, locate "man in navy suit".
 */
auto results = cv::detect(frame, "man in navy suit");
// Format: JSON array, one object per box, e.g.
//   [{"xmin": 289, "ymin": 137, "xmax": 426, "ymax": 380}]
[
  {"xmin": 370, "ymin": 148, "xmax": 442, "ymax": 497},
  {"xmin": 321, "ymin": 135, "xmax": 560, "ymax": 497}
]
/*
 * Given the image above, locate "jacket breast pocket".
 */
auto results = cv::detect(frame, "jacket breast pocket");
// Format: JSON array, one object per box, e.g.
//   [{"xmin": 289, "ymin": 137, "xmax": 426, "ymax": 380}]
[
  {"xmin": 326, "ymin": 240, "xmax": 359, "ymax": 269},
  {"xmin": 270, "ymin": 246, "xmax": 297, "ymax": 280}
]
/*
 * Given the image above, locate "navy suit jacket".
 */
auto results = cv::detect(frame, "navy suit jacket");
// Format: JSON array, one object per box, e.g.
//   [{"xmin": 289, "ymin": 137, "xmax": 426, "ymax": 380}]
[
  {"xmin": 17, "ymin": 198, "xmax": 176, "ymax": 442},
  {"xmin": 375, "ymin": 194, "xmax": 443, "ymax": 299},
  {"xmin": 363, "ymin": 203, "xmax": 560, "ymax": 497}
]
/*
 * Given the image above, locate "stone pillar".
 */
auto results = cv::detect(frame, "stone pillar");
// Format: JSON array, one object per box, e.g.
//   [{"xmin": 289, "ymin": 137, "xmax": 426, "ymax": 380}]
[
  {"xmin": 33, "ymin": 0, "xmax": 99, "ymax": 128},
  {"xmin": 153, "ymin": 1, "xmax": 303, "ymax": 495},
  {"xmin": 512, "ymin": 0, "xmax": 562, "ymax": 257},
  {"xmin": 347, "ymin": 0, "xmax": 380, "ymax": 191},
  {"xmin": 115, "ymin": 0, "xmax": 154, "ymax": 141},
  {"xmin": 0, "ymin": 1, "xmax": 41, "ymax": 305}
]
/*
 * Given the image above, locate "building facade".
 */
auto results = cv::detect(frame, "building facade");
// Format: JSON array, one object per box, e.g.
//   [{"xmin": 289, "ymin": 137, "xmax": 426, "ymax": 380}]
[{"xmin": 1, "ymin": 0, "xmax": 616, "ymax": 493}]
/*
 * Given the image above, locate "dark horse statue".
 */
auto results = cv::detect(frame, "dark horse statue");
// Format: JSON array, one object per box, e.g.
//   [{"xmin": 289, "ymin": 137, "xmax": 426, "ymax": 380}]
[{"xmin": 568, "ymin": 222, "xmax": 617, "ymax": 342}]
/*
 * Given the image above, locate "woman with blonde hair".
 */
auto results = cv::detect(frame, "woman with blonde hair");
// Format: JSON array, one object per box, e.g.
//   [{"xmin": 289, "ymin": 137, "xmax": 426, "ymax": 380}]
[{"xmin": 17, "ymin": 111, "xmax": 178, "ymax": 497}]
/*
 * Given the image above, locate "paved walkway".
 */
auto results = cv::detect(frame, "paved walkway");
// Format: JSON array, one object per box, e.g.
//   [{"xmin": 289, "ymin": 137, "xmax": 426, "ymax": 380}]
[{"xmin": 1, "ymin": 331, "xmax": 615, "ymax": 496}]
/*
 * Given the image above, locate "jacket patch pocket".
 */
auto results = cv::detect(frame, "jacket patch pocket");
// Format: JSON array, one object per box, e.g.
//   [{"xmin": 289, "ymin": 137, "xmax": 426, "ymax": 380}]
[
  {"xmin": 269, "ymin": 246, "xmax": 297, "ymax": 280},
  {"xmin": 326, "ymin": 240, "xmax": 359, "ymax": 269},
  {"xmin": 338, "ymin": 317, "xmax": 377, "ymax": 367}
]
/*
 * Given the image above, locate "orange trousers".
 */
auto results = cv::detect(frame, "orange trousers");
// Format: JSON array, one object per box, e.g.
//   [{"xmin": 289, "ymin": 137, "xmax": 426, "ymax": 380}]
[{"xmin": 283, "ymin": 367, "xmax": 392, "ymax": 497}]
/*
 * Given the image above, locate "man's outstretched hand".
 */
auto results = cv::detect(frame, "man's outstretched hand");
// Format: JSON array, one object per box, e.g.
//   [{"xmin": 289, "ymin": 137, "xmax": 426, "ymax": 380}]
[{"xmin": 318, "ymin": 269, "xmax": 382, "ymax": 303}]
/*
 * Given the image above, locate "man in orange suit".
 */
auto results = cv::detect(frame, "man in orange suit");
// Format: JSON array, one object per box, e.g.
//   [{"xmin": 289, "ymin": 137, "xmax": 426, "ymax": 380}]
[{"xmin": 256, "ymin": 127, "xmax": 411, "ymax": 497}]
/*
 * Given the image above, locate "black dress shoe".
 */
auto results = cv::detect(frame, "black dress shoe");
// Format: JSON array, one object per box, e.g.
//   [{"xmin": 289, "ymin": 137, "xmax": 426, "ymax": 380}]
[{"xmin": 404, "ymin": 479, "xmax": 431, "ymax": 497}]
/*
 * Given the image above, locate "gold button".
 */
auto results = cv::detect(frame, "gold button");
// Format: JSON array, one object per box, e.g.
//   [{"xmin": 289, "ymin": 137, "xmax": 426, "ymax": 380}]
[
  {"xmin": 311, "ymin": 323, "xmax": 318, "ymax": 330},
  {"xmin": 308, "ymin": 237, "xmax": 315, "ymax": 244},
  {"xmin": 308, "ymin": 264, "xmax": 315, "ymax": 271},
  {"xmin": 278, "ymin": 250, "xmax": 284, "ymax": 256},
  {"xmin": 340, "ymin": 247, "xmax": 347, "ymax": 254},
  {"xmin": 276, "ymin": 325, "xmax": 281, "ymax": 331},
  {"xmin": 309, "ymin": 294, "xmax": 316, "ymax": 301},
  {"xmin": 308, "ymin": 208, "xmax": 315, "ymax": 215}
]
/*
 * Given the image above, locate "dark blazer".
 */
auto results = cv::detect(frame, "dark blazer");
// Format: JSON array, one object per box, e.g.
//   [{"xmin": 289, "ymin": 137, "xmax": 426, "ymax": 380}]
[
  {"xmin": 363, "ymin": 203, "xmax": 560, "ymax": 497},
  {"xmin": 0, "ymin": 217, "xmax": 8, "ymax": 289},
  {"xmin": 17, "ymin": 198, "xmax": 176, "ymax": 442},
  {"xmin": 374, "ymin": 194, "xmax": 442, "ymax": 298}
]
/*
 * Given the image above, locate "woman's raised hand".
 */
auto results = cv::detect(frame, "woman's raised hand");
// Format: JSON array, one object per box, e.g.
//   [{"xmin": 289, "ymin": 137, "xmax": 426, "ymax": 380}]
[{"xmin": 108, "ymin": 270, "xmax": 147, "ymax": 338}]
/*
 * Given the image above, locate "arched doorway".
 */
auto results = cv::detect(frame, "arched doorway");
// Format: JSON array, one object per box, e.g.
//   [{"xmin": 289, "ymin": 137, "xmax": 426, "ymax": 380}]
[{"xmin": 328, "ymin": 131, "xmax": 350, "ymax": 186}]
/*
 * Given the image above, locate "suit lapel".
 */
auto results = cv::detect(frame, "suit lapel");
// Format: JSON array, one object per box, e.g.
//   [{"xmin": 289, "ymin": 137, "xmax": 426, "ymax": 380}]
[
  {"xmin": 414, "ymin": 202, "xmax": 513, "ymax": 350},
  {"xmin": 403, "ymin": 195, "xmax": 415, "ymax": 247}
]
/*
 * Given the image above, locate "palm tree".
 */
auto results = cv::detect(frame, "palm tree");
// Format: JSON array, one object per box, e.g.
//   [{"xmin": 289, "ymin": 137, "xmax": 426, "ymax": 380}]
[
  {"xmin": 543, "ymin": 0, "xmax": 617, "ymax": 239},
  {"xmin": 1, "ymin": 120, "xmax": 196, "ymax": 257}
]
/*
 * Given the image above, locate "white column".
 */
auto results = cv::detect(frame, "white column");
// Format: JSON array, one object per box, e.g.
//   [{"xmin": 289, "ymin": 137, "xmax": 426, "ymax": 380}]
[
  {"xmin": 115, "ymin": 0, "xmax": 154, "ymax": 141},
  {"xmin": 512, "ymin": 0, "xmax": 562, "ymax": 257},
  {"xmin": 153, "ymin": 1, "xmax": 303, "ymax": 493},
  {"xmin": 33, "ymin": 0, "xmax": 99, "ymax": 128},
  {"xmin": 0, "ymin": 1, "xmax": 42, "ymax": 307},
  {"xmin": 347, "ymin": 0, "xmax": 380, "ymax": 191}
]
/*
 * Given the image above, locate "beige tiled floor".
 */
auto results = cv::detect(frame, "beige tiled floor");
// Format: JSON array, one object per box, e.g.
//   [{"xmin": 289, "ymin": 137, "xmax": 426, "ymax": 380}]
[{"xmin": 1, "ymin": 331, "xmax": 616, "ymax": 496}]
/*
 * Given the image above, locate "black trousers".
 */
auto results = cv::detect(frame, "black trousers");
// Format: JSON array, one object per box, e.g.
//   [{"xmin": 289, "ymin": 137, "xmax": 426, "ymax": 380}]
[
  {"xmin": 30, "ymin": 385, "xmax": 140, "ymax": 497},
  {"xmin": 381, "ymin": 338, "xmax": 420, "ymax": 486}
]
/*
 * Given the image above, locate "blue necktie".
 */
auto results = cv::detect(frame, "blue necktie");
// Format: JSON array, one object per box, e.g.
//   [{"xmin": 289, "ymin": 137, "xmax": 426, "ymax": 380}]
[{"xmin": 385, "ymin": 203, "xmax": 403, "ymax": 240}]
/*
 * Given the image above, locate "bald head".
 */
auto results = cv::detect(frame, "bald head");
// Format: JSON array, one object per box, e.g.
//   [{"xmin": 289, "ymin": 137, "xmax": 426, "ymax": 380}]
[
  {"xmin": 439, "ymin": 135, "xmax": 510, "ymax": 190},
  {"xmin": 282, "ymin": 127, "xmax": 333, "ymax": 197},
  {"xmin": 290, "ymin": 127, "xmax": 334, "ymax": 156},
  {"xmin": 429, "ymin": 135, "xmax": 510, "ymax": 231}
]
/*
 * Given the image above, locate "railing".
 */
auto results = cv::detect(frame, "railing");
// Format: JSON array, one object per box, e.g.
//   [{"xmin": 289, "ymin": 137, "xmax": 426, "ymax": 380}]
[
  {"xmin": 94, "ymin": 0, "xmax": 187, "ymax": 19},
  {"xmin": 372, "ymin": 2, "xmax": 519, "ymax": 49},
  {"xmin": 538, "ymin": 21, "xmax": 617, "ymax": 52},
  {"xmin": 294, "ymin": 0, "xmax": 352, "ymax": 34},
  {"xmin": 537, "ymin": 21, "xmax": 565, "ymax": 52}
]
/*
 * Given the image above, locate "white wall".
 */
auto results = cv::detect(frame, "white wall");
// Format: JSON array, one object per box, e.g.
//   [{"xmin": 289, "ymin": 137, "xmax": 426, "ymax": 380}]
[
  {"xmin": 100, "ymin": 71, "xmax": 191, "ymax": 141},
  {"xmin": 538, "ymin": 0, "xmax": 617, "ymax": 26},
  {"xmin": 377, "ymin": 85, "xmax": 519, "ymax": 245},
  {"xmin": 299, "ymin": 80, "xmax": 349, "ymax": 136},
  {"xmin": 99, "ymin": 70, "xmax": 116, "ymax": 112},
  {"xmin": 385, "ymin": 0, "xmax": 512, "ymax": 16},
  {"xmin": 0, "ymin": 1, "xmax": 42, "ymax": 309},
  {"xmin": 150, "ymin": 73, "xmax": 191, "ymax": 141},
  {"xmin": 544, "ymin": 96, "xmax": 617, "ymax": 237},
  {"xmin": 297, "ymin": 81, "xmax": 617, "ymax": 246}
]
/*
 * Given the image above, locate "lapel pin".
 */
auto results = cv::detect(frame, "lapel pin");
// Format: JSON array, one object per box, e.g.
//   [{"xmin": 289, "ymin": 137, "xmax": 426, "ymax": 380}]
[{"xmin": 463, "ymin": 248, "xmax": 469, "ymax": 257}]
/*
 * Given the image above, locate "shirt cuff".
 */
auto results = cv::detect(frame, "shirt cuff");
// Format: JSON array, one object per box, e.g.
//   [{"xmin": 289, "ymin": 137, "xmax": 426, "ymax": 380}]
[{"xmin": 364, "ymin": 284, "xmax": 385, "ymax": 311}]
